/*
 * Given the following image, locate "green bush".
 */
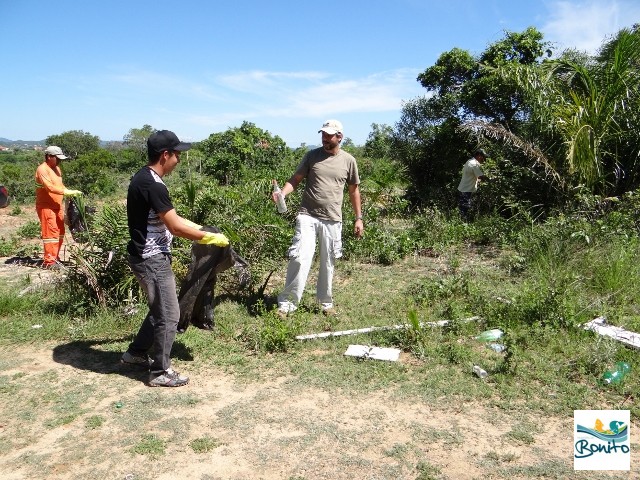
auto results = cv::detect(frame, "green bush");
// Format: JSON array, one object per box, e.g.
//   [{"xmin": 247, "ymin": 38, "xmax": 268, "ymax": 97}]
[
  {"xmin": 16, "ymin": 220, "xmax": 40, "ymax": 239},
  {"xmin": 62, "ymin": 202, "xmax": 137, "ymax": 310},
  {"xmin": 0, "ymin": 150, "xmax": 40, "ymax": 203},
  {"xmin": 172, "ymin": 178, "xmax": 296, "ymax": 281},
  {"xmin": 64, "ymin": 150, "xmax": 120, "ymax": 196},
  {"xmin": 237, "ymin": 312, "xmax": 300, "ymax": 353},
  {"xmin": 0, "ymin": 236, "xmax": 20, "ymax": 256}
]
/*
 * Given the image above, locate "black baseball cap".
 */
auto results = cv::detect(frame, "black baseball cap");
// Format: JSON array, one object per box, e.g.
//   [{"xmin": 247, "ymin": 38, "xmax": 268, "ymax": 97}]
[{"xmin": 147, "ymin": 130, "xmax": 192, "ymax": 153}]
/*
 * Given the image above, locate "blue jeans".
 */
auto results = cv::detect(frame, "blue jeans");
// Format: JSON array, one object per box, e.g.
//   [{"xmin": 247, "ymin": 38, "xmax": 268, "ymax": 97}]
[{"xmin": 127, "ymin": 253, "xmax": 179, "ymax": 374}]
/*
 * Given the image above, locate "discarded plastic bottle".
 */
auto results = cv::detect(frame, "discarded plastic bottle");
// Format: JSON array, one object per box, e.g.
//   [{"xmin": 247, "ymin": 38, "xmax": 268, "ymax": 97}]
[
  {"xmin": 475, "ymin": 328, "xmax": 503, "ymax": 342},
  {"xmin": 272, "ymin": 180, "xmax": 287, "ymax": 213},
  {"xmin": 488, "ymin": 343, "xmax": 506, "ymax": 353},
  {"xmin": 602, "ymin": 362, "xmax": 631, "ymax": 385},
  {"xmin": 473, "ymin": 365, "xmax": 488, "ymax": 379}
]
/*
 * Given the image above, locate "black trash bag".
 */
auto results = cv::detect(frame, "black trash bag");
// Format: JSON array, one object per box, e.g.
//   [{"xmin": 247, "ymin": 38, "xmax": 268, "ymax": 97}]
[
  {"xmin": 177, "ymin": 225, "xmax": 249, "ymax": 332},
  {"xmin": 66, "ymin": 197, "xmax": 95, "ymax": 243}
]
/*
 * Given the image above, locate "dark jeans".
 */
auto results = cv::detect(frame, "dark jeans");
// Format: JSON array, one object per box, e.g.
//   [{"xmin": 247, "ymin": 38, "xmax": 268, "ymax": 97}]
[
  {"xmin": 127, "ymin": 253, "xmax": 179, "ymax": 374},
  {"xmin": 458, "ymin": 191, "xmax": 473, "ymax": 222}
]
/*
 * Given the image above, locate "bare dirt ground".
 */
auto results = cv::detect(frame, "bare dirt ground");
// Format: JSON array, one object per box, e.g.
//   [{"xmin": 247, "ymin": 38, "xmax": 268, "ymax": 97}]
[
  {"xmin": 0, "ymin": 206, "xmax": 636, "ymax": 479},
  {"xmin": 0, "ymin": 344, "xmax": 596, "ymax": 480}
]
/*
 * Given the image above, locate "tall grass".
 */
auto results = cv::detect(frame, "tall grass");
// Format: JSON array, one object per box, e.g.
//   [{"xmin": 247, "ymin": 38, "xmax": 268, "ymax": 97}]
[{"xmin": 1, "ymin": 179, "xmax": 639, "ymax": 422}]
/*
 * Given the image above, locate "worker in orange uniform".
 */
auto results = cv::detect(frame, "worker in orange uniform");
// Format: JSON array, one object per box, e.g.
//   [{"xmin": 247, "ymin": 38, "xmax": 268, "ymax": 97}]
[{"xmin": 35, "ymin": 146, "xmax": 82, "ymax": 267}]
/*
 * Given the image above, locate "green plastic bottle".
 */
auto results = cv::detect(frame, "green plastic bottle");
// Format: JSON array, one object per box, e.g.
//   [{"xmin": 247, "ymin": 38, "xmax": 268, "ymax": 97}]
[
  {"xmin": 475, "ymin": 328, "xmax": 503, "ymax": 342},
  {"xmin": 602, "ymin": 362, "xmax": 631, "ymax": 385}
]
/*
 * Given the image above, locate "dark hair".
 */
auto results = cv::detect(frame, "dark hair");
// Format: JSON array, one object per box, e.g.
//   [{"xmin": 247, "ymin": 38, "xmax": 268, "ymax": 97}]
[
  {"xmin": 148, "ymin": 148, "xmax": 163, "ymax": 164},
  {"xmin": 474, "ymin": 149, "xmax": 488, "ymax": 158}
]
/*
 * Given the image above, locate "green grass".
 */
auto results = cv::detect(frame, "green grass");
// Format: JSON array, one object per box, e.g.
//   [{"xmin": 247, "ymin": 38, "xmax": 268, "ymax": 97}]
[
  {"xmin": 131, "ymin": 434, "xmax": 166, "ymax": 457},
  {"xmin": 1, "ymin": 206, "xmax": 640, "ymax": 478},
  {"xmin": 189, "ymin": 436, "xmax": 222, "ymax": 453},
  {"xmin": 1, "ymin": 238, "xmax": 638, "ymax": 421}
]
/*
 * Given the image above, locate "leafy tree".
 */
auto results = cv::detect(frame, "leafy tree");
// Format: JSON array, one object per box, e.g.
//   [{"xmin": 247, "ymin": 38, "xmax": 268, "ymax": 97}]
[
  {"xmin": 122, "ymin": 125, "xmax": 155, "ymax": 169},
  {"xmin": 363, "ymin": 123, "xmax": 394, "ymax": 159},
  {"xmin": 196, "ymin": 121, "xmax": 292, "ymax": 185},
  {"xmin": 395, "ymin": 27, "xmax": 556, "ymax": 211},
  {"xmin": 45, "ymin": 130, "xmax": 100, "ymax": 160},
  {"xmin": 417, "ymin": 28, "xmax": 551, "ymax": 128},
  {"xmin": 474, "ymin": 26, "xmax": 640, "ymax": 197},
  {"xmin": 0, "ymin": 150, "xmax": 40, "ymax": 203},
  {"xmin": 64, "ymin": 150, "xmax": 119, "ymax": 196}
]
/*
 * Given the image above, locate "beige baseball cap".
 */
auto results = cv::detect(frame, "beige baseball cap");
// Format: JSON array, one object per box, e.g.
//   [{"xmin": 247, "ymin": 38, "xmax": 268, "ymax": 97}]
[
  {"xmin": 318, "ymin": 119, "xmax": 343, "ymax": 135},
  {"xmin": 44, "ymin": 146, "xmax": 68, "ymax": 159}
]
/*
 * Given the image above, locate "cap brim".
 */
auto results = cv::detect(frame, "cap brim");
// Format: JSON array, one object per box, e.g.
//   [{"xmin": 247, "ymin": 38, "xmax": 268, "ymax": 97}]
[
  {"xmin": 173, "ymin": 142, "xmax": 192, "ymax": 151},
  {"xmin": 55, "ymin": 154, "xmax": 68, "ymax": 159},
  {"xmin": 319, "ymin": 128, "xmax": 339, "ymax": 135}
]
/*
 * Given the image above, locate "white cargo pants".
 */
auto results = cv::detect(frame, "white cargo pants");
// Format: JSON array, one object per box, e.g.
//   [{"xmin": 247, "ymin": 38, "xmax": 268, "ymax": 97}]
[{"xmin": 277, "ymin": 214, "xmax": 343, "ymax": 313}]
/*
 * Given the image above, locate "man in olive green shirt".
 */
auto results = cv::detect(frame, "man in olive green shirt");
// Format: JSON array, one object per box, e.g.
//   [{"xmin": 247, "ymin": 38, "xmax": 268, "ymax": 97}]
[{"xmin": 273, "ymin": 120, "xmax": 363, "ymax": 316}]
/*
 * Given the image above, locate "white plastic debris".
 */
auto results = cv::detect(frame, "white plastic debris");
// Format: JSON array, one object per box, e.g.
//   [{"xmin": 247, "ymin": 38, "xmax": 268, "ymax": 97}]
[
  {"xmin": 487, "ymin": 343, "xmax": 506, "ymax": 353},
  {"xmin": 582, "ymin": 316, "xmax": 640, "ymax": 350},
  {"xmin": 473, "ymin": 365, "xmax": 488, "ymax": 379},
  {"xmin": 344, "ymin": 345, "xmax": 401, "ymax": 362},
  {"xmin": 296, "ymin": 316, "xmax": 480, "ymax": 341}
]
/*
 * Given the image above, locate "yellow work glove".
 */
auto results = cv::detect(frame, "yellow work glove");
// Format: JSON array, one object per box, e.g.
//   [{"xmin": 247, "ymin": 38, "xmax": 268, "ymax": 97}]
[
  {"xmin": 197, "ymin": 232, "xmax": 229, "ymax": 247},
  {"xmin": 182, "ymin": 219, "xmax": 202, "ymax": 230},
  {"xmin": 63, "ymin": 188, "xmax": 83, "ymax": 196}
]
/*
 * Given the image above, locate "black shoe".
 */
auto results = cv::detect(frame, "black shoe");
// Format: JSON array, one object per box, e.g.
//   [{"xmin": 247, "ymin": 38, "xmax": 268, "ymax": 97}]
[{"xmin": 120, "ymin": 351, "xmax": 152, "ymax": 367}]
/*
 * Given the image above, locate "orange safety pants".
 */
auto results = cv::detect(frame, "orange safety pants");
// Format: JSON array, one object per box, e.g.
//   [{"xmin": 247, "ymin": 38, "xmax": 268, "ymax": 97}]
[{"xmin": 37, "ymin": 207, "xmax": 65, "ymax": 265}]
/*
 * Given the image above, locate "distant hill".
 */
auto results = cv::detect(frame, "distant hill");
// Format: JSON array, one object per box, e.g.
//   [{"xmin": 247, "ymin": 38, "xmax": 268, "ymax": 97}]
[
  {"xmin": 0, "ymin": 137, "xmax": 121, "ymax": 148},
  {"xmin": 0, "ymin": 137, "xmax": 45, "ymax": 146}
]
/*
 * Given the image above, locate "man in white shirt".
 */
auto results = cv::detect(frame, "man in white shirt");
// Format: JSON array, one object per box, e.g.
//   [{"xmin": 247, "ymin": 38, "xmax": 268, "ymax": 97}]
[{"xmin": 457, "ymin": 149, "xmax": 488, "ymax": 221}]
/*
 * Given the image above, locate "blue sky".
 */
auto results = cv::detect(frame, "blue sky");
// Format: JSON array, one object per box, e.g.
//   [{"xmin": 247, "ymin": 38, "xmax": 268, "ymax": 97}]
[{"xmin": 1, "ymin": 0, "xmax": 638, "ymax": 147}]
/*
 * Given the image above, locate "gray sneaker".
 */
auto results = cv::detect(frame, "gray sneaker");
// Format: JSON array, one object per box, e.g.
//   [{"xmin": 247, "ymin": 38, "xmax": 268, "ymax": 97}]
[
  {"xmin": 120, "ymin": 351, "xmax": 152, "ymax": 367},
  {"xmin": 147, "ymin": 368, "xmax": 189, "ymax": 387}
]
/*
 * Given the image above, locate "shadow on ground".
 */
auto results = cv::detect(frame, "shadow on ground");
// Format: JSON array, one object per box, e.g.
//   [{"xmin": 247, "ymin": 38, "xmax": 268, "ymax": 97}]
[{"xmin": 51, "ymin": 338, "xmax": 194, "ymax": 384}]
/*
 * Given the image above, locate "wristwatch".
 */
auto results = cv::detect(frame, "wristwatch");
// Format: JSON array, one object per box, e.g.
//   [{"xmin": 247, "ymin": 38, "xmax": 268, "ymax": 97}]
[{"xmin": 355, "ymin": 215, "xmax": 363, "ymax": 221}]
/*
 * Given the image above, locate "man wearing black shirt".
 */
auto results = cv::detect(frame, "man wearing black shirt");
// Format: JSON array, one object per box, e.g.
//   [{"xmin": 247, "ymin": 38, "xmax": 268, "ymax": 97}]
[{"xmin": 122, "ymin": 130, "xmax": 229, "ymax": 387}]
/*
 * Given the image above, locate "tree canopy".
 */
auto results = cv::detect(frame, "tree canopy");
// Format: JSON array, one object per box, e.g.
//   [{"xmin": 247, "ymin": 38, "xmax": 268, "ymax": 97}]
[
  {"xmin": 196, "ymin": 121, "xmax": 293, "ymax": 185},
  {"xmin": 45, "ymin": 130, "xmax": 101, "ymax": 161},
  {"xmin": 393, "ymin": 25, "xmax": 640, "ymax": 214}
]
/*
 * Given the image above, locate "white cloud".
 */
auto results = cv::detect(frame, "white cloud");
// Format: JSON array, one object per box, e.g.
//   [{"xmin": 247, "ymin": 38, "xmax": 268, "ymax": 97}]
[
  {"xmin": 210, "ymin": 68, "xmax": 422, "ymax": 118},
  {"xmin": 176, "ymin": 68, "xmax": 424, "ymax": 144},
  {"xmin": 543, "ymin": 0, "xmax": 638, "ymax": 53},
  {"xmin": 33, "ymin": 65, "xmax": 424, "ymax": 145}
]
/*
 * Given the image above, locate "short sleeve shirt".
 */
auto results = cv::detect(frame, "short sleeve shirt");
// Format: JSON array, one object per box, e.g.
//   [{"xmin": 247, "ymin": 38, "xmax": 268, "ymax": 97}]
[
  {"xmin": 457, "ymin": 158, "xmax": 485, "ymax": 193},
  {"xmin": 126, "ymin": 166, "xmax": 174, "ymax": 258},
  {"xmin": 294, "ymin": 147, "xmax": 360, "ymax": 222}
]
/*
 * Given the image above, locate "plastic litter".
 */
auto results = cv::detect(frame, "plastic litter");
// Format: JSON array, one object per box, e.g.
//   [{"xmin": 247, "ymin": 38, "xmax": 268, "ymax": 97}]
[
  {"xmin": 473, "ymin": 365, "xmax": 488, "ymax": 379},
  {"xmin": 487, "ymin": 343, "xmax": 506, "ymax": 353},
  {"xmin": 272, "ymin": 180, "xmax": 287, "ymax": 213},
  {"xmin": 582, "ymin": 316, "xmax": 640, "ymax": 350},
  {"xmin": 601, "ymin": 362, "xmax": 631, "ymax": 385},
  {"xmin": 475, "ymin": 328, "xmax": 503, "ymax": 342},
  {"xmin": 344, "ymin": 345, "xmax": 401, "ymax": 361}
]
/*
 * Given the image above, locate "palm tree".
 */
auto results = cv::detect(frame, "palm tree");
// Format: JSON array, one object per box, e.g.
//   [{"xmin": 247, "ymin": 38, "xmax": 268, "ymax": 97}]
[{"xmin": 465, "ymin": 27, "xmax": 640, "ymax": 196}]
